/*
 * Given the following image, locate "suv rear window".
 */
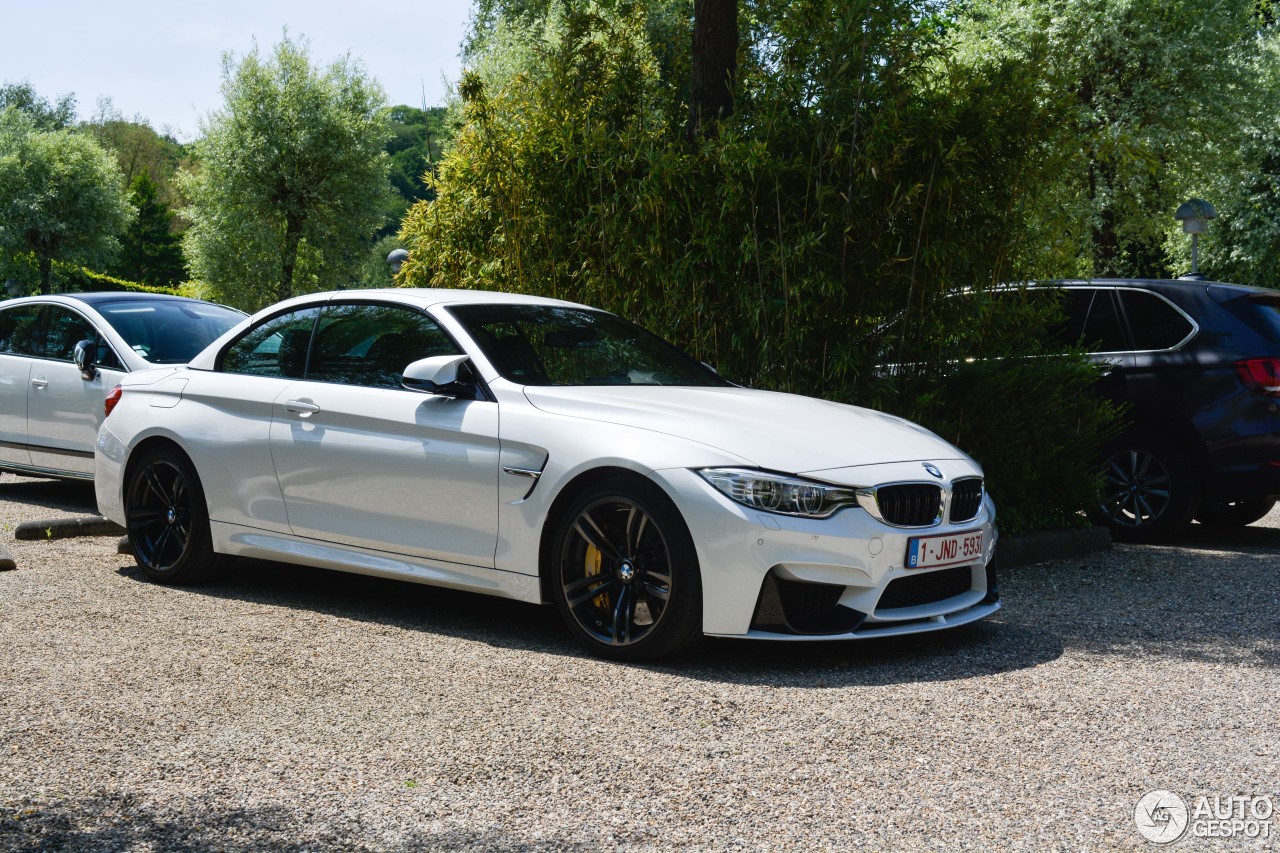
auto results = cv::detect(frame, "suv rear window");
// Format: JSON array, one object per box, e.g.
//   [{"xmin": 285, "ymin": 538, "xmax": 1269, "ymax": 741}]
[
  {"xmin": 1222, "ymin": 294, "xmax": 1280, "ymax": 344},
  {"xmin": 1120, "ymin": 290, "xmax": 1195, "ymax": 350}
]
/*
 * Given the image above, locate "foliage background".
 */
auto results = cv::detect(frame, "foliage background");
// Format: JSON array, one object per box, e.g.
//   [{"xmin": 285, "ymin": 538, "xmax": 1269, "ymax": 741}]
[{"xmin": 397, "ymin": 1, "xmax": 1138, "ymax": 532}]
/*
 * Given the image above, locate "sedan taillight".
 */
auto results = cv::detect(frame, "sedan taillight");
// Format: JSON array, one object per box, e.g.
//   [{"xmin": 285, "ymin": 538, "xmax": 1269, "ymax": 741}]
[
  {"xmin": 1234, "ymin": 358, "xmax": 1280, "ymax": 396},
  {"xmin": 104, "ymin": 385, "xmax": 123, "ymax": 418}
]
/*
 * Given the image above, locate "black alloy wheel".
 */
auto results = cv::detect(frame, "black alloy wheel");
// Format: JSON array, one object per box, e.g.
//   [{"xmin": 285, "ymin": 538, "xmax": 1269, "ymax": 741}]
[
  {"xmin": 552, "ymin": 477, "xmax": 702, "ymax": 660},
  {"xmin": 1094, "ymin": 432, "xmax": 1198, "ymax": 542},
  {"xmin": 125, "ymin": 447, "xmax": 228, "ymax": 584}
]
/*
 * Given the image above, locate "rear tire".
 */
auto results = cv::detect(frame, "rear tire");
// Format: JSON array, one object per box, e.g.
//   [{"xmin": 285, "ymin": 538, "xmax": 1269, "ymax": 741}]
[
  {"xmin": 1090, "ymin": 432, "xmax": 1199, "ymax": 543},
  {"xmin": 550, "ymin": 476, "xmax": 702, "ymax": 661},
  {"xmin": 125, "ymin": 447, "xmax": 229, "ymax": 584},
  {"xmin": 1194, "ymin": 499, "xmax": 1277, "ymax": 528}
]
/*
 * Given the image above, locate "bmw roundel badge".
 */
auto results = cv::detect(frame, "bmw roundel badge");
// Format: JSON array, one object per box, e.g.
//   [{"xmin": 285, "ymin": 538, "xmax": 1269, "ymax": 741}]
[{"xmin": 922, "ymin": 463, "xmax": 943, "ymax": 479}]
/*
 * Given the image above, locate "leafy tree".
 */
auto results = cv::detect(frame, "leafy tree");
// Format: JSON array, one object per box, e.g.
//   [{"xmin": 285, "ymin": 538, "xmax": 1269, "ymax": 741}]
[
  {"xmin": 1196, "ymin": 26, "xmax": 1280, "ymax": 286},
  {"xmin": 400, "ymin": 1, "xmax": 1118, "ymax": 531},
  {"xmin": 378, "ymin": 105, "xmax": 451, "ymax": 239},
  {"xmin": 110, "ymin": 173, "xmax": 186, "ymax": 287},
  {"xmin": 0, "ymin": 108, "xmax": 134, "ymax": 294},
  {"xmin": 949, "ymin": 0, "xmax": 1265, "ymax": 278},
  {"xmin": 85, "ymin": 99, "xmax": 188, "ymax": 210},
  {"xmin": 182, "ymin": 34, "xmax": 392, "ymax": 310},
  {"xmin": 0, "ymin": 80, "xmax": 76, "ymax": 130}
]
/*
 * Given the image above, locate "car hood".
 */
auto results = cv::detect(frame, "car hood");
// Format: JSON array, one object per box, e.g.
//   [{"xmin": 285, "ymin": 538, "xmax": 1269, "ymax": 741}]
[{"xmin": 522, "ymin": 385, "xmax": 972, "ymax": 475}]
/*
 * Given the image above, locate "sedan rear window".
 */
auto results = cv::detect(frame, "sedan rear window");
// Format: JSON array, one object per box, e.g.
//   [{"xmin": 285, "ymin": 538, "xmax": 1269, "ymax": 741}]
[
  {"xmin": 449, "ymin": 304, "xmax": 727, "ymax": 387},
  {"xmin": 97, "ymin": 300, "xmax": 245, "ymax": 364}
]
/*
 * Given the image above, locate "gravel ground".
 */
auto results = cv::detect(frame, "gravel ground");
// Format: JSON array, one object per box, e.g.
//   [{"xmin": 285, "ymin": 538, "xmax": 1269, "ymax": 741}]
[{"xmin": 0, "ymin": 475, "xmax": 1276, "ymax": 852}]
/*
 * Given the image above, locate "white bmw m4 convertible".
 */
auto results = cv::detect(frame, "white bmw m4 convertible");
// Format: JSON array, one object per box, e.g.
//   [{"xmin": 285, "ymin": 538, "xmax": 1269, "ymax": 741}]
[{"xmin": 96, "ymin": 289, "xmax": 999, "ymax": 659}]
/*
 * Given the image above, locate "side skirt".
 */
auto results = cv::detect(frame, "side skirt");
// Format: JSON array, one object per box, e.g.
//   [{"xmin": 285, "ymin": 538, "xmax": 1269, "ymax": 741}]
[{"xmin": 210, "ymin": 521, "xmax": 544, "ymax": 604}]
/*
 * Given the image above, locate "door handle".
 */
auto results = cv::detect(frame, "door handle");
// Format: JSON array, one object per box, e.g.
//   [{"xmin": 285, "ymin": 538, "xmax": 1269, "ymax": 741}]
[
  {"xmin": 285, "ymin": 400, "xmax": 321, "ymax": 416},
  {"xmin": 30, "ymin": 377, "xmax": 48, "ymax": 389}
]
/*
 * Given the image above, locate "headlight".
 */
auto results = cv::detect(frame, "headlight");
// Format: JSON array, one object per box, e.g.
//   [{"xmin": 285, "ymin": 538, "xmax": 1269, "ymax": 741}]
[{"xmin": 698, "ymin": 468, "xmax": 859, "ymax": 518}]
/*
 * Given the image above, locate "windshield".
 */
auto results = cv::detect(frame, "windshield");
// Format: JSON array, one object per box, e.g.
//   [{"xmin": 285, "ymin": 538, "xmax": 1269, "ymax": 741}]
[
  {"xmin": 96, "ymin": 300, "xmax": 245, "ymax": 364},
  {"xmin": 448, "ymin": 304, "xmax": 728, "ymax": 387}
]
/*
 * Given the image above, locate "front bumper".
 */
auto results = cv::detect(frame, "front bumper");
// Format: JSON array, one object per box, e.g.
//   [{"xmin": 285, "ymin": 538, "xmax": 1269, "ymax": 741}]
[{"xmin": 650, "ymin": 464, "xmax": 999, "ymax": 638}]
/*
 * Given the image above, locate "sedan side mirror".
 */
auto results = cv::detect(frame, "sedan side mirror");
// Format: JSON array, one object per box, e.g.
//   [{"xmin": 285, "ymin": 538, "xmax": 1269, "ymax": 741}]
[
  {"xmin": 73, "ymin": 339, "xmax": 97, "ymax": 381},
  {"xmin": 402, "ymin": 354, "xmax": 477, "ymax": 399}
]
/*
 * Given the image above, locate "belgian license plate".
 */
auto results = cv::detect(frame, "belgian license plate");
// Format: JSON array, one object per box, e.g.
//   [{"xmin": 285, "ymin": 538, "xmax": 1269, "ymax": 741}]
[{"xmin": 906, "ymin": 530, "xmax": 984, "ymax": 569}]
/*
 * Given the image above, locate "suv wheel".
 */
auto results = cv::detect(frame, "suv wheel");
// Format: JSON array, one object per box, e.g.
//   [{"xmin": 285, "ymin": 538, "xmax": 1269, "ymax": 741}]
[
  {"xmin": 1194, "ymin": 499, "xmax": 1277, "ymax": 528},
  {"xmin": 1092, "ymin": 432, "xmax": 1198, "ymax": 542}
]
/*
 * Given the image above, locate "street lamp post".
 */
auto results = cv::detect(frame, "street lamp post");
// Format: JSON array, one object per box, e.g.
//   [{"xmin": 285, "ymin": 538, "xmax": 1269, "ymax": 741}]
[
  {"xmin": 387, "ymin": 248, "xmax": 409, "ymax": 277},
  {"xmin": 1174, "ymin": 198, "xmax": 1217, "ymax": 279}
]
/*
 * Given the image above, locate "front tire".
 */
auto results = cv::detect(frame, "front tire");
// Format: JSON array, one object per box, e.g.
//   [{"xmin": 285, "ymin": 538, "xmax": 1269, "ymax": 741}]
[
  {"xmin": 551, "ymin": 476, "xmax": 702, "ymax": 661},
  {"xmin": 125, "ymin": 446, "xmax": 229, "ymax": 584},
  {"xmin": 1194, "ymin": 499, "xmax": 1277, "ymax": 528},
  {"xmin": 1091, "ymin": 432, "xmax": 1198, "ymax": 543}
]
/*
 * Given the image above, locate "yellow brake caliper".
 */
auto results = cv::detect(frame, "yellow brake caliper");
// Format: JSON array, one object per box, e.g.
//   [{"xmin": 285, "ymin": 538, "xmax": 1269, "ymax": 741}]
[{"xmin": 585, "ymin": 544, "xmax": 608, "ymax": 610}]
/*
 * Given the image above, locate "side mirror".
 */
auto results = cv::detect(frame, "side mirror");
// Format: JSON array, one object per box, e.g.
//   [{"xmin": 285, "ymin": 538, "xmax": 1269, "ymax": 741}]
[
  {"xmin": 73, "ymin": 339, "xmax": 97, "ymax": 381},
  {"xmin": 402, "ymin": 354, "xmax": 476, "ymax": 399}
]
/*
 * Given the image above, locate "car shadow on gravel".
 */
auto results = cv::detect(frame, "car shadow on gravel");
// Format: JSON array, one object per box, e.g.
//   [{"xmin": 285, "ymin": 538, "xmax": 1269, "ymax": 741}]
[
  {"xmin": 0, "ymin": 793, "xmax": 586, "ymax": 853},
  {"xmin": 1180, "ymin": 518, "xmax": 1280, "ymax": 553},
  {"xmin": 0, "ymin": 476, "xmax": 96, "ymax": 515},
  {"xmin": 112, "ymin": 556, "xmax": 1064, "ymax": 688},
  {"xmin": 989, "ymin": 531, "xmax": 1280, "ymax": 670}
]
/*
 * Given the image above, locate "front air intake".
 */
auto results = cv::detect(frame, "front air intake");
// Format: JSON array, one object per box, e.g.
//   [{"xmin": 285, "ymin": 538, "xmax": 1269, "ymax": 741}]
[{"xmin": 877, "ymin": 566, "xmax": 973, "ymax": 611}]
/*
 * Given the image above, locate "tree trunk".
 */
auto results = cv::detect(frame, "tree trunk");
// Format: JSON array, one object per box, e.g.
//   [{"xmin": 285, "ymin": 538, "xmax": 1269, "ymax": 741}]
[
  {"xmin": 37, "ymin": 255, "xmax": 53, "ymax": 295},
  {"xmin": 279, "ymin": 215, "xmax": 303, "ymax": 302},
  {"xmin": 1089, "ymin": 159, "xmax": 1121, "ymax": 276},
  {"xmin": 688, "ymin": 0, "xmax": 738, "ymax": 141}
]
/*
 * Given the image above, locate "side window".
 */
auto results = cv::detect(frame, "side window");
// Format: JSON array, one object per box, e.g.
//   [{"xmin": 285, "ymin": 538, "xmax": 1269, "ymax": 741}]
[
  {"xmin": 43, "ymin": 306, "xmax": 124, "ymax": 369},
  {"xmin": 307, "ymin": 303, "xmax": 462, "ymax": 389},
  {"xmin": 1121, "ymin": 291, "xmax": 1195, "ymax": 350},
  {"xmin": 1080, "ymin": 290, "xmax": 1129, "ymax": 352},
  {"xmin": 0, "ymin": 305, "xmax": 42, "ymax": 355},
  {"xmin": 1047, "ymin": 289, "xmax": 1095, "ymax": 348},
  {"xmin": 219, "ymin": 307, "xmax": 323, "ymax": 377}
]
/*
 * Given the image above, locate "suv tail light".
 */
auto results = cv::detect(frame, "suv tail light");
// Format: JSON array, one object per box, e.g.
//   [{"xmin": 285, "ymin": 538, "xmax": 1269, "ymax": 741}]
[
  {"xmin": 104, "ymin": 385, "xmax": 123, "ymax": 417},
  {"xmin": 1233, "ymin": 358, "xmax": 1280, "ymax": 396}
]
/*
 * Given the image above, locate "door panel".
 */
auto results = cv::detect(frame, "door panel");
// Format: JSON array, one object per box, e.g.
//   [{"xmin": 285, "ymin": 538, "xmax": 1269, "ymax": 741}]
[
  {"xmin": 270, "ymin": 382, "xmax": 501, "ymax": 566},
  {"xmin": 25, "ymin": 305, "xmax": 125, "ymax": 475},
  {"xmin": 0, "ymin": 304, "xmax": 42, "ymax": 468},
  {"xmin": 0, "ymin": 355, "xmax": 32, "ymax": 467},
  {"xmin": 27, "ymin": 360, "xmax": 124, "ymax": 474},
  {"xmin": 196, "ymin": 305, "xmax": 328, "ymax": 531}
]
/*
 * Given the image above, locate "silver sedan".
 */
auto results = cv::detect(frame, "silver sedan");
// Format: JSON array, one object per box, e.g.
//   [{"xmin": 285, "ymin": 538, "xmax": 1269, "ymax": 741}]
[{"xmin": 0, "ymin": 292, "xmax": 243, "ymax": 480}]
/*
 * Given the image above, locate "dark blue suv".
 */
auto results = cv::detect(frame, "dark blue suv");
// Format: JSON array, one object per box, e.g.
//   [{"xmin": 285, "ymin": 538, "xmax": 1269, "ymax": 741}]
[{"xmin": 1046, "ymin": 278, "xmax": 1280, "ymax": 541}]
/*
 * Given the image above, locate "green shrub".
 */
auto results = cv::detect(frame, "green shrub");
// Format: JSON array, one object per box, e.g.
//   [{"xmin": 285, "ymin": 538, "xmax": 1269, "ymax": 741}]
[{"xmin": 400, "ymin": 1, "xmax": 1118, "ymax": 532}]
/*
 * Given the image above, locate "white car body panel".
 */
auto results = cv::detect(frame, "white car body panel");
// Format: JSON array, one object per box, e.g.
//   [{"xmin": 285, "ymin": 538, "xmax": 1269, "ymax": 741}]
[
  {"xmin": 523, "ymin": 385, "xmax": 957, "ymax": 473},
  {"xmin": 0, "ymin": 354, "xmax": 33, "ymax": 469},
  {"xmin": 97, "ymin": 288, "xmax": 1000, "ymax": 646},
  {"xmin": 27, "ymin": 360, "xmax": 124, "ymax": 475},
  {"xmin": 269, "ymin": 380, "xmax": 501, "ymax": 565}
]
